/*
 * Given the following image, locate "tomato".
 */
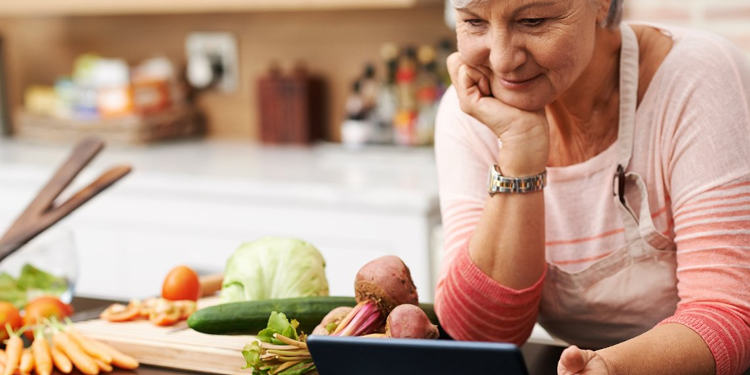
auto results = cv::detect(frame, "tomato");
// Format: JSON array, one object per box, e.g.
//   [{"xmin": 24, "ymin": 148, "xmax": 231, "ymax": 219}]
[
  {"xmin": 161, "ymin": 265, "xmax": 200, "ymax": 301},
  {"xmin": 100, "ymin": 303, "xmax": 140, "ymax": 322},
  {"xmin": 0, "ymin": 301, "xmax": 23, "ymax": 340},
  {"xmin": 148, "ymin": 298, "xmax": 181, "ymax": 326},
  {"xmin": 149, "ymin": 309, "xmax": 181, "ymax": 326},
  {"xmin": 173, "ymin": 300, "xmax": 197, "ymax": 320},
  {"xmin": 23, "ymin": 296, "xmax": 73, "ymax": 338}
]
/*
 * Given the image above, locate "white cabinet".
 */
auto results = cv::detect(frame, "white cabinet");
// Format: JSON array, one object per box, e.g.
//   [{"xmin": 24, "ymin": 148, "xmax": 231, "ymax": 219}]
[{"xmin": 0, "ymin": 140, "xmax": 441, "ymax": 301}]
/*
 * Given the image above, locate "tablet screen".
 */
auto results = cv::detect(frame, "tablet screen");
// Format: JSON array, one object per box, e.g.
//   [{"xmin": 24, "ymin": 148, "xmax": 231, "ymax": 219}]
[{"xmin": 307, "ymin": 335, "xmax": 529, "ymax": 375}]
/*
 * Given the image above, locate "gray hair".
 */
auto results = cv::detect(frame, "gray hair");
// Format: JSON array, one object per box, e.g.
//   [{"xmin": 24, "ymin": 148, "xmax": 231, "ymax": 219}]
[
  {"xmin": 451, "ymin": 0, "xmax": 624, "ymax": 28},
  {"xmin": 604, "ymin": 0, "xmax": 623, "ymax": 28}
]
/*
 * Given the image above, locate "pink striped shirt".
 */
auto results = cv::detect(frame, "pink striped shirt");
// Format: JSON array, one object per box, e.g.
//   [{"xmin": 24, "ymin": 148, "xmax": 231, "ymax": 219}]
[{"xmin": 434, "ymin": 25, "xmax": 750, "ymax": 375}]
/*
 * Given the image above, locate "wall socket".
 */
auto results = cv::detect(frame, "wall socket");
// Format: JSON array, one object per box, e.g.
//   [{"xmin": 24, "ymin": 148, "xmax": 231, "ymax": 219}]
[{"xmin": 185, "ymin": 32, "xmax": 238, "ymax": 93}]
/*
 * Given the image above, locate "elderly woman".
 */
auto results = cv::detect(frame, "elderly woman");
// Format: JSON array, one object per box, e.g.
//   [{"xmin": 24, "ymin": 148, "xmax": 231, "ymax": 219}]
[{"xmin": 434, "ymin": 0, "xmax": 750, "ymax": 374}]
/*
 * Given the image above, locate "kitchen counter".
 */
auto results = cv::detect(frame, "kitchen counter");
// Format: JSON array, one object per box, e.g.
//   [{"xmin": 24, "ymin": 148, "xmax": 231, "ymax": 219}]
[
  {"xmin": 0, "ymin": 138, "xmax": 442, "ymax": 300},
  {"xmin": 69, "ymin": 297, "xmax": 565, "ymax": 375},
  {"xmin": 0, "ymin": 139, "xmax": 439, "ymax": 213}
]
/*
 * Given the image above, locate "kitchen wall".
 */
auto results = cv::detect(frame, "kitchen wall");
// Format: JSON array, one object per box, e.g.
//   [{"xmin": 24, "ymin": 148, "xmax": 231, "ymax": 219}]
[
  {"xmin": 625, "ymin": 0, "xmax": 750, "ymax": 57},
  {"xmin": 1, "ymin": 2, "xmax": 748, "ymax": 142},
  {"xmin": 0, "ymin": 6, "xmax": 452, "ymax": 140}
]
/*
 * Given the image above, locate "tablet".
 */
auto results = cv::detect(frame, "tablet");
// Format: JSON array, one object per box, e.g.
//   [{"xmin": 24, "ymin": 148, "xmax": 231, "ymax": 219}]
[{"xmin": 307, "ymin": 335, "xmax": 529, "ymax": 375}]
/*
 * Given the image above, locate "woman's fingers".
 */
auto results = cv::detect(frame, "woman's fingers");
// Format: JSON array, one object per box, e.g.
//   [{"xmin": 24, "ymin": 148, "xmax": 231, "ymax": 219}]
[
  {"xmin": 472, "ymin": 66, "xmax": 492, "ymax": 96},
  {"xmin": 558, "ymin": 345, "xmax": 587, "ymax": 374},
  {"xmin": 456, "ymin": 65, "xmax": 497, "ymax": 120},
  {"xmin": 459, "ymin": 65, "xmax": 487, "ymax": 95},
  {"xmin": 558, "ymin": 345, "xmax": 603, "ymax": 375},
  {"xmin": 446, "ymin": 52, "xmax": 462, "ymax": 86},
  {"xmin": 448, "ymin": 52, "xmax": 491, "ymax": 97},
  {"xmin": 445, "ymin": 50, "xmax": 550, "ymax": 173}
]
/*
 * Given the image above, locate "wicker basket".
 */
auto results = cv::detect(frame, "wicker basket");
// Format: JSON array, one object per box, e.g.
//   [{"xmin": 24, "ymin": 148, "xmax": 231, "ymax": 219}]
[{"xmin": 13, "ymin": 106, "xmax": 204, "ymax": 145}]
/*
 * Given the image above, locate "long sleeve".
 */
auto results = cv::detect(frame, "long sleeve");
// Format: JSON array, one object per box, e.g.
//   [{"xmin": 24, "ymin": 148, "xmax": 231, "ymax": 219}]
[
  {"xmin": 654, "ymin": 31, "xmax": 750, "ymax": 375},
  {"xmin": 433, "ymin": 87, "xmax": 545, "ymax": 345}
]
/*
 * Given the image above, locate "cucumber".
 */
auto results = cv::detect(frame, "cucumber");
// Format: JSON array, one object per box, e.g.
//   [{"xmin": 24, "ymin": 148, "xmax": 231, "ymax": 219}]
[{"xmin": 187, "ymin": 296, "xmax": 438, "ymax": 335}]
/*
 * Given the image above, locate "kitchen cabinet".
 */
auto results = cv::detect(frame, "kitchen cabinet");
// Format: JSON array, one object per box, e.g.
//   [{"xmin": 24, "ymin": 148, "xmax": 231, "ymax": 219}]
[
  {"xmin": 0, "ymin": 0, "xmax": 441, "ymax": 16},
  {"xmin": 0, "ymin": 139, "xmax": 441, "ymax": 301}
]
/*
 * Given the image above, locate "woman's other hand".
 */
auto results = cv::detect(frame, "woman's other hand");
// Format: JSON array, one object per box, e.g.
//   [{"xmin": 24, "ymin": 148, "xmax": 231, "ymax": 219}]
[
  {"xmin": 447, "ymin": 52, "xmax": 549, "ymax": 176},
  {"xmin": 557, "ymin": 345, "xmax": 613, "ymax": 375}
]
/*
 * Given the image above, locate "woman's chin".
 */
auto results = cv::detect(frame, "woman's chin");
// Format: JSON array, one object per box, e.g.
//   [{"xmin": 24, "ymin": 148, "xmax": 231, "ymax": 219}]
[
  {"xmin": 490, "ymin": 78, "xmax": 553, "ymax": 112},
  {"xmin": 495, "ymin": 93, "xmax": 549, "ymax": 112}
]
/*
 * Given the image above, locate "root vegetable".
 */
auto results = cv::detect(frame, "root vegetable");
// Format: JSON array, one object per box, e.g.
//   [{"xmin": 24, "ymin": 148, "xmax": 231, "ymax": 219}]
[
  {"xmin": 92, "ymin": 340, "xmax": 139, "ymax": 370},
  {"xmin": 385, "ymin": 304, "xmax": 439, "ymax": 339},
  {"xmin": 19, "ymin": 348, "xmax": 33, "ymax": 374},
  {"xmin": 94, "ymin": 358, "xmax": 113, "ymax": 372},
  {"xmin": 354, "ymin": 256, "xmax": 418, "ymax": 314},
  {"xmin": 65, "ymin": 328, "xmax": 112, "ymax": 364},
  {"xmin": 246, "ymin": 256, "xmax": 429, "ymax": 374},
  {"xmin": 32, "ymin": 334, "xmax": 53, "ymax": 375},
  {"xmin": 311, "ymin": 306, "xmax": 352, "ymax": 335},
  {"xmin": 332, "ymin": 256, "xmax": 419, "ymax": 337},
  {"xmin": 2, "ymin": 328, "xmax": 23, "ymax": 375},
  {"xmin": 49, "ymin": 344, "xmax": 72, "ymax": 374},
  {"xmin": 53, "ymin": 331, "xmax": 99, "ymax": 375}
]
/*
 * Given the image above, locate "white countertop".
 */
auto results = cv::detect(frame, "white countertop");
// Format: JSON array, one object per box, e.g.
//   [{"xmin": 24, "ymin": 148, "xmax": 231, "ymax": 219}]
[{"xmin": 0, "ymin": 138, "xmax": 440, "ymax": 215}]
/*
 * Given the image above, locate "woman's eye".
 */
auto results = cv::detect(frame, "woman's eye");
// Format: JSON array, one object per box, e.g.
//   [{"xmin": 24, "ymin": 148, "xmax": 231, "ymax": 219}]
[
  {"xmin": 519, "ymin": 18, "xmax": 546, "ymax": 27},
  {"xmin": 464, "ymin": 19, "xmax": 486, "ymax": 27}
]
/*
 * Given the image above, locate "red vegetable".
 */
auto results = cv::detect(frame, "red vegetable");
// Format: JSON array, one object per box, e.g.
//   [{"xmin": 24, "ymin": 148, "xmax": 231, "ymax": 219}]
[
  {"xmin": 162, "ymin": 265, "xmax": 200, "ymax": 301},
  {"xmin": 385, "ymin": 304, "xmax": 439, "ymax": 339},
  {"xmin": 333, "ymin": 255, "xmax": 419, "ymax": 337},
  {"xmin": 0, "ymin": 301, "xmax": 22, "ymax": 341},
  {"xmin": 354, "ymin": 255, "xmax": 418, "ymax": 314},
  {"xmin": 312, "ymin": 306, "xmax": 353, "ymax": 336},
  {"xmin": 256, "ymin": 256, "xmax": 433, "ymax": 374}
]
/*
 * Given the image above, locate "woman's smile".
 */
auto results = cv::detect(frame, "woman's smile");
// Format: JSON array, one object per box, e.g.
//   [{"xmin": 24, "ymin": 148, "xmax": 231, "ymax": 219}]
[{"xmin": 498, "ymin": 73, "xmax": 543, "ymax": 90}]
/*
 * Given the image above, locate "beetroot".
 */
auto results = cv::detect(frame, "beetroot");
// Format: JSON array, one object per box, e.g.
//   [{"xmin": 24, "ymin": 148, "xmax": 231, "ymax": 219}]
[
  {"xmin": 332, "ymin": 255, "xmax": 419, "ymax": 337},
  {"xmin": 248, "ymin": 256, "xmax": 432, "ymax": 374},
  {"xmin": 354, "ymin": 255, "xmax": 418, "ymax": 314},
  {"xmin": 385, "ymin": 304, "xmax": 439, "ymax": 339},
  {"xmin": 311, "ymin": 306, "xmax": 352, "ymax": 335}
]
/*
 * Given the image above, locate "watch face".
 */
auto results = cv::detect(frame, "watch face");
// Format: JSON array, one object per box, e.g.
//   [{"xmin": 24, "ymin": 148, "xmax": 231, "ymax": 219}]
[{"xmin": 487, "ymin": 165, "xmax": 497, "ymax": 194}]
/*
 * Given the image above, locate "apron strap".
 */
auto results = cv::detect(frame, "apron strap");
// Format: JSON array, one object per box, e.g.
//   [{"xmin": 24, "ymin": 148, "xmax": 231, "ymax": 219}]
[
  {"xmin": 613, "ymin": 24, "xmax": 641, "ymax": 244},
  {"xmin": 616, "ymin": 24, "xmax": 639, "ymax": 169},
  {"xmin": 613, "ymin": 24, "xmax": 673, "ymax": 250}
]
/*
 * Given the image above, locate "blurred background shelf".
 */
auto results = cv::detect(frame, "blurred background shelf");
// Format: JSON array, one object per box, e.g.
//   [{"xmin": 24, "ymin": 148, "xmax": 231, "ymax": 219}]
[
  {"xmin": 0, "ymin": 0, "xmax": 442, "ymax": 16},
  {"xmin": 15, "ymin": 107, "xmax": 204, "ymax": 145}
]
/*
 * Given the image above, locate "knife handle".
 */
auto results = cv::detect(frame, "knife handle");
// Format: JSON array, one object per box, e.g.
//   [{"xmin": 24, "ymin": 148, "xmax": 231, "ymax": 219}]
[{"xmin": 199, "ymin": 274, "xmax": 224, "ymax": 297}]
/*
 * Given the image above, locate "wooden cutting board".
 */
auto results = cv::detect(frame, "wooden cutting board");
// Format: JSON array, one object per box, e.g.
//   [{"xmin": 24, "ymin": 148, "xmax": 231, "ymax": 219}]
[{"xmin": 74, "ymin": 297, "xmax": 253, "ymax": 375}]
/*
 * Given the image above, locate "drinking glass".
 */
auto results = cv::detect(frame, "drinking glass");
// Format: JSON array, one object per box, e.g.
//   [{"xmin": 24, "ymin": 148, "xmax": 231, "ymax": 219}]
[{"xmin": 0, "ymin": 226, "xmax": 78, "ymax": 305}]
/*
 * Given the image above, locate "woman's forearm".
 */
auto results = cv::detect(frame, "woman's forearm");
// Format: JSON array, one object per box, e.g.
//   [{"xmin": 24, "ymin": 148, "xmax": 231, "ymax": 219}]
[
  {"xmin": 598, "ymin": 323, "xmax": 715, "ymax": 374},
  {"xmin": 468, "ymin": 188, "xmax": 546, "ymax": 290}
]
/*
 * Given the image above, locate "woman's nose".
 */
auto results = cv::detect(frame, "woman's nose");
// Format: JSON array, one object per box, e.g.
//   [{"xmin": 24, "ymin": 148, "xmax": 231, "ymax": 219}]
[{"xmin": 488, "ymin": 31, "xmax": 527, "ymax": 74}]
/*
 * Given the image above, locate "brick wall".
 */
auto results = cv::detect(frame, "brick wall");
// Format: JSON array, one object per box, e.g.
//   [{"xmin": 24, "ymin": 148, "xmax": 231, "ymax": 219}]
[{"xmin": 625, "ymin": 0, "xmax": 750, "ymax": 57}]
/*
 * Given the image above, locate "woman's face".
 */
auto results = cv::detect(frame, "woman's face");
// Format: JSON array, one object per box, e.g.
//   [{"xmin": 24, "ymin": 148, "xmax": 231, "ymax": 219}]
[{"xmin": 455, "ymin": 0, "xmax": 606, "ymax": 111}]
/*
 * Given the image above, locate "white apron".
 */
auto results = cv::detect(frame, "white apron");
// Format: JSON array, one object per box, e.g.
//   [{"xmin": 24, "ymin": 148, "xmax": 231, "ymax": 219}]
[{"xmin": 538, "ymin": 24, "xmax": 680, "ymax": 349}]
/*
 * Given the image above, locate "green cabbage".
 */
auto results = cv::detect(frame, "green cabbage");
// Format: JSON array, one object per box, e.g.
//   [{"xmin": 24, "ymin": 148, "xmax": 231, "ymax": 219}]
[{"xmin": 220, "ymin": 237, "xmax": 329, "ymax": 302}]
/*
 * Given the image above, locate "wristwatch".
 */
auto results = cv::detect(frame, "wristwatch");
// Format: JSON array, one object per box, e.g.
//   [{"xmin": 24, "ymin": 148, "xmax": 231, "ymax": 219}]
[{"xmin": 487, "ymin": 165, "xmax": 547, "ymax": 195}]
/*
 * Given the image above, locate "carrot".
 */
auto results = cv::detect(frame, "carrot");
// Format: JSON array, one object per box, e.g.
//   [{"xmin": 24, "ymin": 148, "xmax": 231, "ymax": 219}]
[
  {"xmin": 94, "ymin": 358, "xmax": 113, "ymax": 373},
  {"xmin": 18, "ymin": 348, "xmax": 33, "ymax": 374},
  {"xmin": 32, "ymin": 334, "xmax": 53, "ymax": 375},
  {"xmin": 88, "ymin": 339, "xmax": 138, "ymax": 370},
  {"xmin": 2, "ymin": 325, "xmax": 23, "ymax": 375},
  {"xmin": 65, "ymin": 328, "xmax": 112, "ymax": 363},
  {"xmin": 52, "ymin": 331, "xmax": 99, "ymax": 375},
  {"xmin": 49, "ymin": 344, "xmax": 72, "ymax": 374}
]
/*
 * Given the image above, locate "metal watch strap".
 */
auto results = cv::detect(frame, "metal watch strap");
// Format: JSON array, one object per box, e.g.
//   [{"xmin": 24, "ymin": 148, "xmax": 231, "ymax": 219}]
[{"xmin": 488, "ymin": 165, "xmax": 547, "ymax": 195}]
